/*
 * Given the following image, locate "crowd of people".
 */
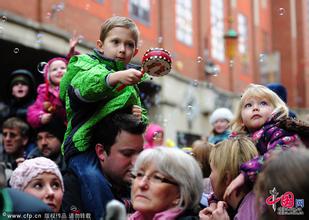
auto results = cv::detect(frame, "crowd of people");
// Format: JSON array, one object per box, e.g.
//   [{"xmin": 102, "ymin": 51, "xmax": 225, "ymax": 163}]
[{"xmin": 0, "ymin": 16, "xmax": 309, "ymax": 220}]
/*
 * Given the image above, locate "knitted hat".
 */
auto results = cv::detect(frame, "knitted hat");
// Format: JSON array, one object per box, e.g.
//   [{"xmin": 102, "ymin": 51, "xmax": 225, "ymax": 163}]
[
  {"xmin": 9, "ymin": 69, "xmax": 36, "ymax": 94},
  {"xmin": 10, "ymin": 75, "xmax": 31, "ymax": 87},
  {"xmin": 209, "ymin": 108, "xmax": 234, "ymax": 125},
  {"xmin": 144, "ymin": 123, "xmax": 164, "ymax": 149},
  {"xmin": 43, "ymin": 57, "xmax": 67, "ymax": 83},
  {"xmin": 9, "ymin": 157, "xmax": 64, "ymax": 191},
  {"xmin": 266, "ymin": 83, "xmax": 287, "ymax": 103},
  {"xmin": 36, "ymin": 118, "xmax": 66, "ymax": 142}
]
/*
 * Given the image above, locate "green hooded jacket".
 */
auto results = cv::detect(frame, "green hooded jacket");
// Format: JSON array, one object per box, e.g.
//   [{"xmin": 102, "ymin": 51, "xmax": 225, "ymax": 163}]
[{"xmin": 60, "ymin": 50, "xmax": 148, "ymax": 159}]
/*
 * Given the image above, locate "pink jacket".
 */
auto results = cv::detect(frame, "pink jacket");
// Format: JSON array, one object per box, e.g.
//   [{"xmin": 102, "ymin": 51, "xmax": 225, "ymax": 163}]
[{"xmin": 27, "ymin": 83, "xmax": 66, "ymax": 128}]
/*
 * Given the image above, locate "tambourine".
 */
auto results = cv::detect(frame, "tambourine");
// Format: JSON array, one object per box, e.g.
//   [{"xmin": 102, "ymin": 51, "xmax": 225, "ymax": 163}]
[
  {"xmin": 141, "ymin": 48, "xmax": 172, "ymax": 76},
  {"xmin": 117, "ymin": 48, "xmax": 172, "ymax": 91}
]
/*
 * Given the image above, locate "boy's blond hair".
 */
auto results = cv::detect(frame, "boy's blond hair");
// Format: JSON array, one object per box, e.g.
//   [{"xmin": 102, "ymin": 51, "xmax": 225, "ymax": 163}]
[
  {"xmin": 209, "ymin": 136, "xmax": 259, "ymax": 199},
  {"xmin": 100, "ymin": 16, "xmax": 139, "ymax": 47},
  {"xmin": 231, "ymin": 83, "xmax": 289, "ymax": 132}
]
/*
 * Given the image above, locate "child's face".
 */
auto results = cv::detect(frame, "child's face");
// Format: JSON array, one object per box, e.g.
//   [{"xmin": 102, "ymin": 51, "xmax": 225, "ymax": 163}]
[
  {"xmin": 49, "ymin": 60, "xmax": 66, "ymax": 86},
  {"xmin": 213, "ymin": 119, "xmax": 229, "ymax": 134},
  {"xmin": 152, "ymin": 131, "xmax": 164, "ymax": 146},
  {"xmin": 11, "ymin": 82, "xmax": 29, "ymax": 99},
  {"xmin": 24, "ymin": 172, "xmax": 63, "ymax": 212},
  {"xmin": 241, "ymin": 97, "xmax": 275, "ymax": 132},
  {"xmin": 97, "ymin": 27, "xmax": 138, "ymax": 65}
]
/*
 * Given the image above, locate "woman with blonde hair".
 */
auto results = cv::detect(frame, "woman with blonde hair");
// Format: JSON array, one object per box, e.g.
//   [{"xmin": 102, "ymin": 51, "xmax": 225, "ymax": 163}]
[{"xmin": 200, "ymin": 136, "xmax": 259, "ymax": 220}]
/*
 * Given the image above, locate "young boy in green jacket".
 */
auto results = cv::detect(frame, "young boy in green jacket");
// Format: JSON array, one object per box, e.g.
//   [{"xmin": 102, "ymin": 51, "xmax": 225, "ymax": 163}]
[{"xmin": 60, "ymin": 16, "xmax": 148, "ymax": 219}]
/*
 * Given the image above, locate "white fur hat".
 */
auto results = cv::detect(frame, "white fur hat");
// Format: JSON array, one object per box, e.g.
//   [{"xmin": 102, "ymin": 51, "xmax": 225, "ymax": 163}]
[{"xmin": 209, "ymin": 108, "xmax": 234, "ymax": 125}]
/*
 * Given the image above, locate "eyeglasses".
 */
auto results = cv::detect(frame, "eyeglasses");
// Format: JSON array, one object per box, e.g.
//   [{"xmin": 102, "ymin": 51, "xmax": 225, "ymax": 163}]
[{"xmin": 131, "ymin": 171, "xmax": 178, "ymax": 185}]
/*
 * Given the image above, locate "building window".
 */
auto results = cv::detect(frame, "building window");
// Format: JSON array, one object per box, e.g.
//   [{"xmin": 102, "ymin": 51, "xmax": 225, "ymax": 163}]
[
  {"xmin": 238, "ymin": 13, "xmax": 249, "ymax": 73},
  {"xmin": 261, "ymin": 0, "xmax": 267, "ymax": 8},
  {"xmin": 210, "ymin": 0, "xmax": 224, "ymax": 62},
  {"xmin": 238, "ymin": 13, "xmax": 248, "ymax": 54},
  {"xmin": 176, "ymin": 0, "xmax": 192, "ymax": 46},
  {"xmin": 129, "ymin": 0, "xmax": 150, "ymax": 24}
]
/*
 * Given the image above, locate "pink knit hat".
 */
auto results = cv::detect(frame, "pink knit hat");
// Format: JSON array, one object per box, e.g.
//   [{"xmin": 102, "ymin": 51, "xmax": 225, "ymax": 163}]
[
  {"xmin": 42, "ymin": 57, "xmax": 67, "ymax": 101},
  {"xmin": 9, "ymin": 157, "xmax": 64, "ymax": 191},
  {"xmin": 43, "ymin": 57, "xmax": 67, "ymax": 81},
  {"xmin": 144, "ymin": 123, "xmax": 164, "ymax": 149}
]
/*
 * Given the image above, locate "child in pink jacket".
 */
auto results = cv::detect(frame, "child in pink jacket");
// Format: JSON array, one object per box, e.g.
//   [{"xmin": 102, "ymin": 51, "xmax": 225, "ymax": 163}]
[
  {"xmin": 27, "ymin": 57, "xmax": 67, "ymax": 128},
  {"xmin": 27, "ymin": 33, "xmax": 81, "ymax": 128},
  {"xmin": 143, "ymin": 123, "xmax": 164, "ymax": 149}
]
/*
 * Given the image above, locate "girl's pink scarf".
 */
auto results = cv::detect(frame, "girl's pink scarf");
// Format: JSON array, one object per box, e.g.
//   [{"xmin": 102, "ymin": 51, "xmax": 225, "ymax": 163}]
[{"xmin": 128, "ymin": 208, "xmax": 183, "ymax": 220}]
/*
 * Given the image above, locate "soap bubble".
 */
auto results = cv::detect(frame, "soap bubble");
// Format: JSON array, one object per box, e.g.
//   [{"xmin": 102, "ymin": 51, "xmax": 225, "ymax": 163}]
[
  {"xmin": 1, "ymin": 15, "xmax": 7, "ymax": 23},
  {"xmin": 37, "ymin": 62, "xmax": 47, "ymax": 74},
  {"xmin": 278, "ymin": 8, "xmax": 285, "ymax": 16},
  {"xmin": 197, "ymin": 56, "xmax": 203, "ymax": 63},
  {"xmin": 259, "ymin": 54, "xmax": 264, "ymax": 62},
  {"xmin": 13, "ymin": 48, "xmax": 19, "ymax": 54},
  {"xmin": 192, "ymin": 80, "xmax": 199, "ymax": 87},
  {"xmin": 229, "ymin": 59, "xmax": 234, "ymax": 67},
  {"xmin": 36, "ymin": 33, "xmax": 44, "ymax": 44}
]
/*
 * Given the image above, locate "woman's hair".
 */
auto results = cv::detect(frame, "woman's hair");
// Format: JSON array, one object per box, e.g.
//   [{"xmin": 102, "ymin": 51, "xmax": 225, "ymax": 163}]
[
  {"xmin": 191, "ymin": 140, "xmax": 213, "ymax": 178},
  {"xmin": 100, "ymin": 16, "xmax": 139, "ymax": 47},
  {"xmin": 231, "ymin": 84, "xmax": 288, "ymax": 132},
  {"xmin": 133, "ymin": 147, "xmax": 203, "ymax": 211},
  {"xmin": 209, "ymin": 136, "xmax": 259, "ymax": 199},
  {"xmin": 254, "ymin": 148, "xmax": 309, "ymax": 219}
]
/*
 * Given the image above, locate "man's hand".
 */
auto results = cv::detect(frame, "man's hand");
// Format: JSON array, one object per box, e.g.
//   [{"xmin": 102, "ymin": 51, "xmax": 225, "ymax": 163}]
[
  {"xmin": 41, "ymin": 113, "xmax": 52, "ymax": 124},
  {"xmin": 132, "ymin": 105, "xmax": 142, "ymax": 120}
]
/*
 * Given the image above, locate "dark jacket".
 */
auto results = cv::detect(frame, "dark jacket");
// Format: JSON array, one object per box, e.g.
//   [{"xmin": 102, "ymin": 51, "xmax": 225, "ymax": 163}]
[
  {"xmin": 62, "ymin": 169, "xmax": 131, "ymax": 218},
  {"xmin": 1, "ymin": 188, "xmax": 52, "ymax": 219}
]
